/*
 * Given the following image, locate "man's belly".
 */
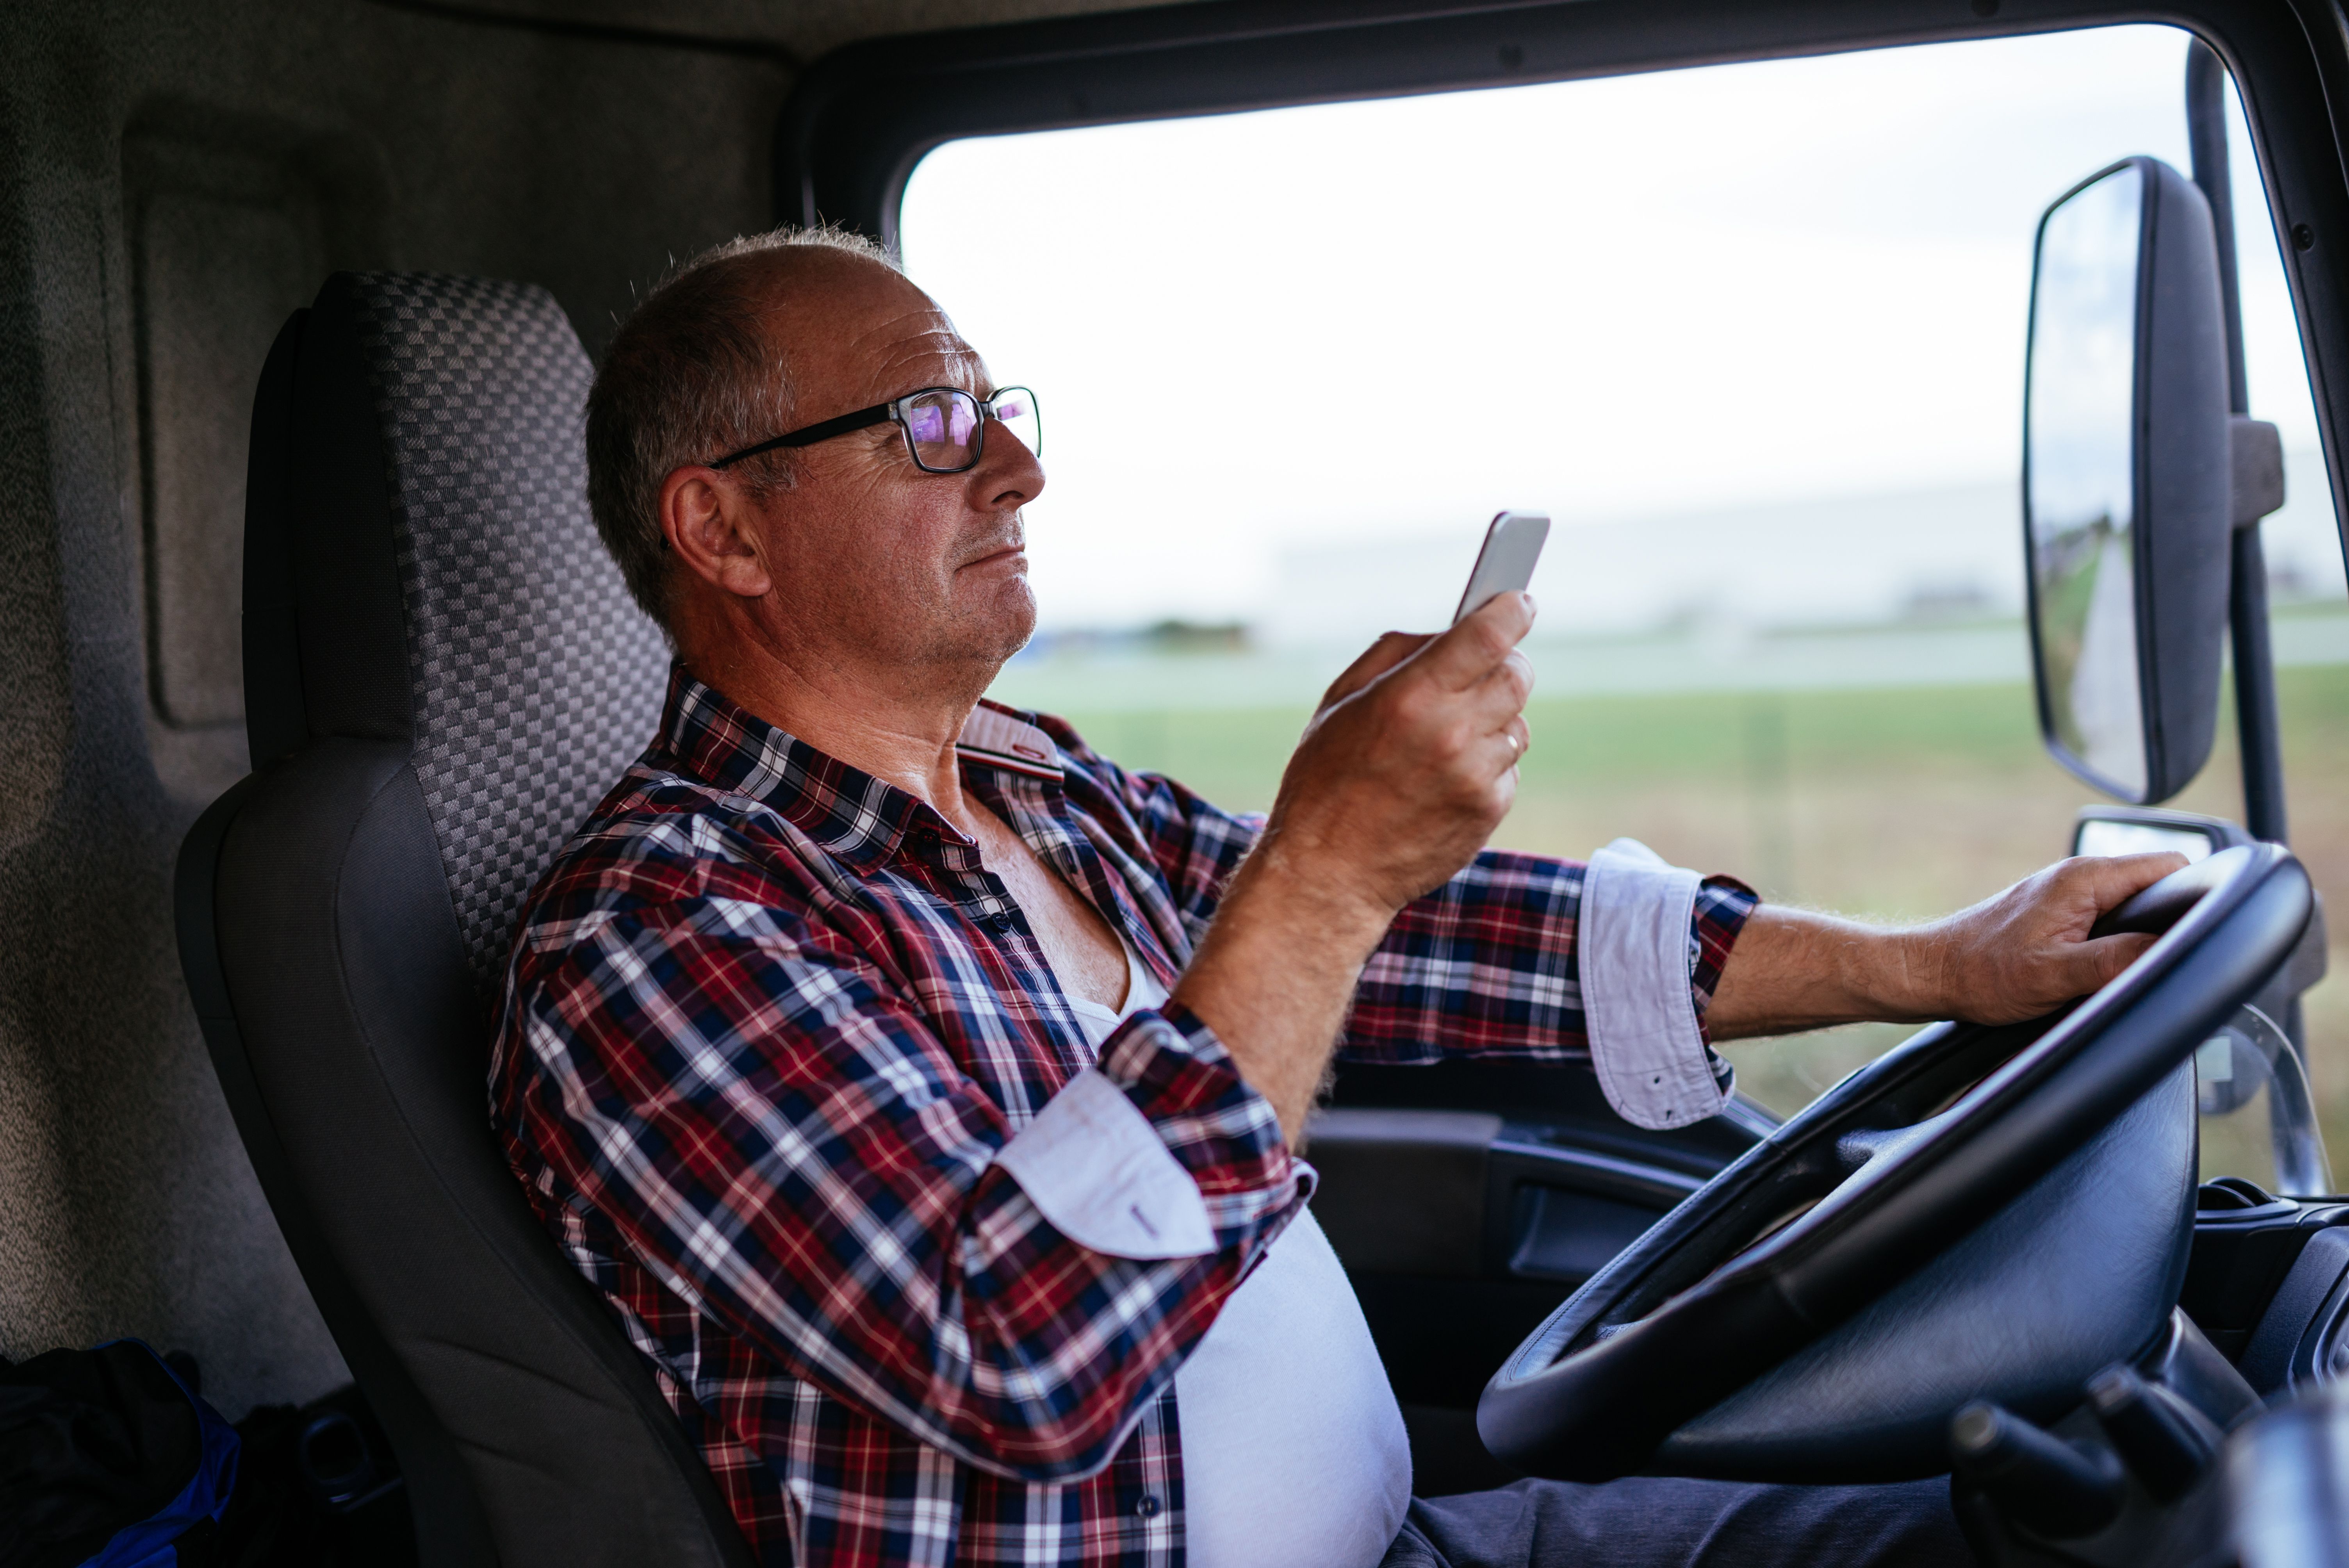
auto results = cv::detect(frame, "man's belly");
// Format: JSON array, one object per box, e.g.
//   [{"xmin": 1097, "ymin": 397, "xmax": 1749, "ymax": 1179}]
[{"xmin": 1173, "ymin": 1207, "xmax": 1413, "ymax": 1568}]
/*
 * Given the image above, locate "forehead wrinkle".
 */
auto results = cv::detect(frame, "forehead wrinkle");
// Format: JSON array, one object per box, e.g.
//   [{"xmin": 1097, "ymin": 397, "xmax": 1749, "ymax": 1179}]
[
  {"xmin": 844, "ymin": 312, "xmax": 981, "ymax": 379},
  {"xmin": 757, "ymin": 276, "xmax": 994, "ymax": 415},
  {"xmin": 837, "ymin": 299, "xmax": 958, "ymax": 347},
  {"xmin": 866, "ymin": 332, "xmax": 980, "ymax": 376}
]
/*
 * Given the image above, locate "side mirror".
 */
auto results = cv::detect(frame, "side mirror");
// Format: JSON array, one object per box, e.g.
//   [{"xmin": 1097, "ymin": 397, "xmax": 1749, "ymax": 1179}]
[{"xmin": 2024, "ymin": 157, "xmax": 2233, "ymax": 803}]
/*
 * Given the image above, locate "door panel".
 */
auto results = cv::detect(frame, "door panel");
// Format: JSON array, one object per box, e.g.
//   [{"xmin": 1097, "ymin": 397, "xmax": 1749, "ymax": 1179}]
[{"xmin": 1310, "ymin": 1061, "xmax": 1770, "ymax": 1493}]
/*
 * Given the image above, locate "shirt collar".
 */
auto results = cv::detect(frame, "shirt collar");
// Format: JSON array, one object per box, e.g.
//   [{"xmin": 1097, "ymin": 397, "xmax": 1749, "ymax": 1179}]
[
  {"xmin": 657, "ymin": 666, "xmax": 1065, "ymax": 870},
  {"xmin": 955, "ymin": 700, "xmax": 1066, "ymax": 783}
]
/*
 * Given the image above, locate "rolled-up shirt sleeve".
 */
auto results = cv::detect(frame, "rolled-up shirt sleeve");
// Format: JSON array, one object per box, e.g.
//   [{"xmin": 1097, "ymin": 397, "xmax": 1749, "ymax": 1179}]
[
  {"xmin": 502, "ymin": 896, "xmax": 1301, "ymax": 1487},
  {"xmin": 1337, "ymin": 837, "xmax": 1758, "ymax": 1127},
  {"xmin": 994, "ymin": 1069, "xmax": 1217, "ymax": 1258},
  {"xmin": 994, "ymin": 1002, "xmax": 1310, "ymax": 1260},
  {"xmin": 1581, "ymin": 837, "xmax": 1758, "ymax": 1129}
]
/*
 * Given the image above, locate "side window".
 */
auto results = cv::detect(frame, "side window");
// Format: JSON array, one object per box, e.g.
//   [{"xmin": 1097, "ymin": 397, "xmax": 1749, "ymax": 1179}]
[{"xmin": 902, "ymin": 25, "xmax": 2346, "ymax": 1140}]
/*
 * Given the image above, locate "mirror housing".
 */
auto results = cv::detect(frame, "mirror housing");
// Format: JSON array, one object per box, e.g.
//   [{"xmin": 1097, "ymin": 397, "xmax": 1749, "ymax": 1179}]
[{"xmin": 2023, "ymin": 156, "xmax": 2233, "ymax": 803}]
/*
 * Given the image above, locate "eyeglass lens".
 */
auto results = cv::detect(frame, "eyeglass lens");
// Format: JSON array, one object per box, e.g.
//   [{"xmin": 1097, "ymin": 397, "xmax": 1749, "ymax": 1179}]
[{"xmin": 901, "ymin": 389, "xmax": 1041, "ymax": 472}]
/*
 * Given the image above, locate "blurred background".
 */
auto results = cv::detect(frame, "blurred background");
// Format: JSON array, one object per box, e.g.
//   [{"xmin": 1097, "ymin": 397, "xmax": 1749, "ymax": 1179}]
[{"xmin": 900, "ymin": 24, "xmax": 2349, "ymax": 1167}]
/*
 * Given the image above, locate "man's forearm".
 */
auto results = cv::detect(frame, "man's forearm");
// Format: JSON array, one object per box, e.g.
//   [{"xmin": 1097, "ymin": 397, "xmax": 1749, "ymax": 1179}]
[
  {"xmin": 1705, "ymin": 905, "xmax": 1936, "ymax": 1041},
  {"xmin": 1706, "ymin": 855, "xmax": 2181, "ymax": 1039},
  {"xmin": 1158, "ymin": 594, "xmax": 1540, "ymax": 1143},
  {"xmin": 1167, "ymin": 831, "xmax": 1395, "ymax": 1146}
]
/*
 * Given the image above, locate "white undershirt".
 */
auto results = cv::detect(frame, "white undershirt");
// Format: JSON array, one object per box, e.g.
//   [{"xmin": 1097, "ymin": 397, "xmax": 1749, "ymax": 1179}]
[
  {"xmin": 1057, "ymin": 946, "xmax": 1412, "ymax": 1568},
  {"xmin": 997, "ymin": 836, "xmax": 1718, "ymax": 1566}
]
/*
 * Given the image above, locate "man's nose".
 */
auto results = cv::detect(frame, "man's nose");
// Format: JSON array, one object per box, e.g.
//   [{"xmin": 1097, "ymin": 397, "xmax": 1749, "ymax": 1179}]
[{"xmin": 968, "ymin": 418, "xmax": 1044, "ymax": 510}]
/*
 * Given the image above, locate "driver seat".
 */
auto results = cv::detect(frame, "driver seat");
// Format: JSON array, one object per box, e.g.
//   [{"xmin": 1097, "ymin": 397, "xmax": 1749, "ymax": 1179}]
[{"xmin": 175, "ymin": 272, "xmax": 755, "ymax": 1568}]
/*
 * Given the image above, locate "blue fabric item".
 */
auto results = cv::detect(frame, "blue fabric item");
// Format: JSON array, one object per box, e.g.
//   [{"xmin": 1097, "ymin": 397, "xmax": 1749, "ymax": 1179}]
[{"xmin": 79, "ymin": 1341, "xmax": 239, "ymax": 1568}]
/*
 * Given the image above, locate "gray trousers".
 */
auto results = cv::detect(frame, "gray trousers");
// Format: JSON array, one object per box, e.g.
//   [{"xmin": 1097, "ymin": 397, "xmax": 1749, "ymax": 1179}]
[{"xmin": 1380, "ymin": 1477, "xmax": 1972, "ymax": 1568}]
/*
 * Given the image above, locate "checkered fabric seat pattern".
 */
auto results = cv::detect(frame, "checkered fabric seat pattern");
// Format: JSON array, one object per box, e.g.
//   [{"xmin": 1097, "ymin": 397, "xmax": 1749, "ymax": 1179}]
[{"xmin": 343, "ymin": 272, "xmax": 669, "ymax": 993}]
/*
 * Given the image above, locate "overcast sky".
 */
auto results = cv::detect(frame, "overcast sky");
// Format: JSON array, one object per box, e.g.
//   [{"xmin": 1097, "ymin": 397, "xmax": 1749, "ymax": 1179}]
[{"xmin": 902, "ymin": 23, "xmax": 2341, "ymax": 633}]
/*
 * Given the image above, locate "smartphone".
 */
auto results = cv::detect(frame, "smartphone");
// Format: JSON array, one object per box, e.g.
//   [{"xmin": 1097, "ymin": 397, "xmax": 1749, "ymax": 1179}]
[{"xmin": 1452, "ymin": 511, "xmax": 1550, "ymax": 625}]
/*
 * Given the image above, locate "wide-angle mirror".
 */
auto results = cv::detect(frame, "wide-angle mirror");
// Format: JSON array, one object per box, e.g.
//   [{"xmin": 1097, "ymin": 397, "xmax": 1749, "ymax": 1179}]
[
  {"xmin": 2197, "ymin": 1003, "xmax": 2333, "ymax": 1196},
  {"xmin": 2024, "ymin": 155, "xmax": 2233, "ymax": 803},
  {"xmin": 2071, "ymin": 802, "xmax": 2246, "ymax": 863}
]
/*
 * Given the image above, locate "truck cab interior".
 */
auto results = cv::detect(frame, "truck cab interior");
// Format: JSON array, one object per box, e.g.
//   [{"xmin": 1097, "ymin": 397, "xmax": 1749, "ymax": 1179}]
[{"xmin": 7, "ymin": 2, "xmax": 2349, "ymax": 1565}]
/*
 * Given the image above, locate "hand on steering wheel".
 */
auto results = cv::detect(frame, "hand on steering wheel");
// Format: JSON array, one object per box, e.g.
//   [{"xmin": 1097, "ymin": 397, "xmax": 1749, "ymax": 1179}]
[{"xmin": 1707, "ymin": 853, "xmax": 2189, "ymax": 1042}]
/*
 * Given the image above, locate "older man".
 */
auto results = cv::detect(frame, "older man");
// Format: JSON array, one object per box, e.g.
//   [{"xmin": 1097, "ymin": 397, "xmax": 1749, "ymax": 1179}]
[{"xmin": 488, "ymin": 227, "xmax": 2177, "ymax": 1568}]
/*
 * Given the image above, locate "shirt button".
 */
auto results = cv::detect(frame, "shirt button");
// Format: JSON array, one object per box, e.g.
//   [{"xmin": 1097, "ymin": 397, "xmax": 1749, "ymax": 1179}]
[{"xmin": 1135, "ymin": 1494, "xmax": 1162, "ymax": 1519}]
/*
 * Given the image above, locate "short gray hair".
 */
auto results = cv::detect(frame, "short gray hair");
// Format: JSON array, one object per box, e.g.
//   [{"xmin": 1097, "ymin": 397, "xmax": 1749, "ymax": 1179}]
[{"xmin": 585, "ymin": 225, "xmax": 898, "ymax": 629}]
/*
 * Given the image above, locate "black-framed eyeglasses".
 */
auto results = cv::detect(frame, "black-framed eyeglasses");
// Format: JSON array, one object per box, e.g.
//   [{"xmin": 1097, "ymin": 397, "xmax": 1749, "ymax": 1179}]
[{"xmin": 707, "ymin": 386, "xmax": 1041, "ymax": 476}]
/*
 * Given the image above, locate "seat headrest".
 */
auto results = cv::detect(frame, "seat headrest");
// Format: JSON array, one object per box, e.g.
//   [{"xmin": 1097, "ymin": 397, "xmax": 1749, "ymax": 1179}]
[{"xmin": 260, "ymin": 272, "xmax": 669, "ymax": 991}]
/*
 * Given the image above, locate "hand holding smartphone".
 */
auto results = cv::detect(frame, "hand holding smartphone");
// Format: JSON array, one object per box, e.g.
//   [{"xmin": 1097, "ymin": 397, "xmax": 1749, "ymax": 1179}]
[{"xmin": 1453, "ymin": 511, "xmax": 1549, "ymax": 625}]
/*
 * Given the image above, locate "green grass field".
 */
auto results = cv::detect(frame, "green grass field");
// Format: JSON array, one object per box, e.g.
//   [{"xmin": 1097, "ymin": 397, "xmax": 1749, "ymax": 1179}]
[{"xmin": 1041, "ymin": 664, "xmax": 2349, "ymax": 1179}]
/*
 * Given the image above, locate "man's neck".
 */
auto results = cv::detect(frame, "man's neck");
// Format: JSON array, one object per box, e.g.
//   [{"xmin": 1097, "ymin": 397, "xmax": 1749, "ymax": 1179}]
[{"xmin": 680, "ymin": 625, "xmax": 996, "ymax": 821}]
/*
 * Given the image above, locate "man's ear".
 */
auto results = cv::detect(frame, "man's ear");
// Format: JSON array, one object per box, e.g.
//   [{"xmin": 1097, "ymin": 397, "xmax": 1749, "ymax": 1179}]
[{"xmin": 660, "ymin": 467, "xmax": 774, "ymax": 600}]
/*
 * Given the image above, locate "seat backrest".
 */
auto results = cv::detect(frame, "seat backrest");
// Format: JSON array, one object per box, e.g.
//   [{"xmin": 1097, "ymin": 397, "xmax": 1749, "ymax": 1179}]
[{"xmin": 175, "ymin": 272, "xmax": 754, "ymax": 1568}]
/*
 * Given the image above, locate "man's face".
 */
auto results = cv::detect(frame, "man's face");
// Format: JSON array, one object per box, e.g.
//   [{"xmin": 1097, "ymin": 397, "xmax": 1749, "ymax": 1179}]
[{"xmin": 730, "ymin": 252, "xmax": 1045, "ymax": 685}]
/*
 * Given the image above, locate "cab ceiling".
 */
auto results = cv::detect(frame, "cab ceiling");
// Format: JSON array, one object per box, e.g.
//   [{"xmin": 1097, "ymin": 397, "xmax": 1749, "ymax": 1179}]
[{"xmin": 378, "ymin": 0, "xmax": 1211, "ymax": 64}]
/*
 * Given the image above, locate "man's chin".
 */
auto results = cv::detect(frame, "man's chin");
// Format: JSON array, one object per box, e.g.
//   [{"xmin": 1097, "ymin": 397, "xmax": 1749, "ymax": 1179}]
[
  {"xmin": 925, "ymin": 581, "xmax": 1036, "ymax": 677},
  {"xmin": 987, "ymin": 583, "xmax": 1040, "ymax": 666}
]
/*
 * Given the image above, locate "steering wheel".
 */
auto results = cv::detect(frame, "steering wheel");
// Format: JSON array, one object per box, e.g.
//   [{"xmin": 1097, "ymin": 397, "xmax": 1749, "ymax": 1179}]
[{"xmin": 1478, "ymin": 844, "xmax": 2314, "ymax": 1484}]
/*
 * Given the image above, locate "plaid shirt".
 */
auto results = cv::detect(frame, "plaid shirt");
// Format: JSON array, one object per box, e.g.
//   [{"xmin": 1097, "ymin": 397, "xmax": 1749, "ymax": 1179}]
[{"xmin": 489, "ymin": 669, "xmax": 1756, "ymax": 1568}]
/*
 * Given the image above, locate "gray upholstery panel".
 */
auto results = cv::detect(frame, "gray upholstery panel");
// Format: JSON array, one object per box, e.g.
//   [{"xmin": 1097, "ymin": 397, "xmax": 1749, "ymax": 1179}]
[
  {"xmin": 339, "ymin": 273, "xmax": 668, "ymax": 992},
  {"xmin": 215, "ymin": 736, "xmax": 748, "ymax": 1568}
]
